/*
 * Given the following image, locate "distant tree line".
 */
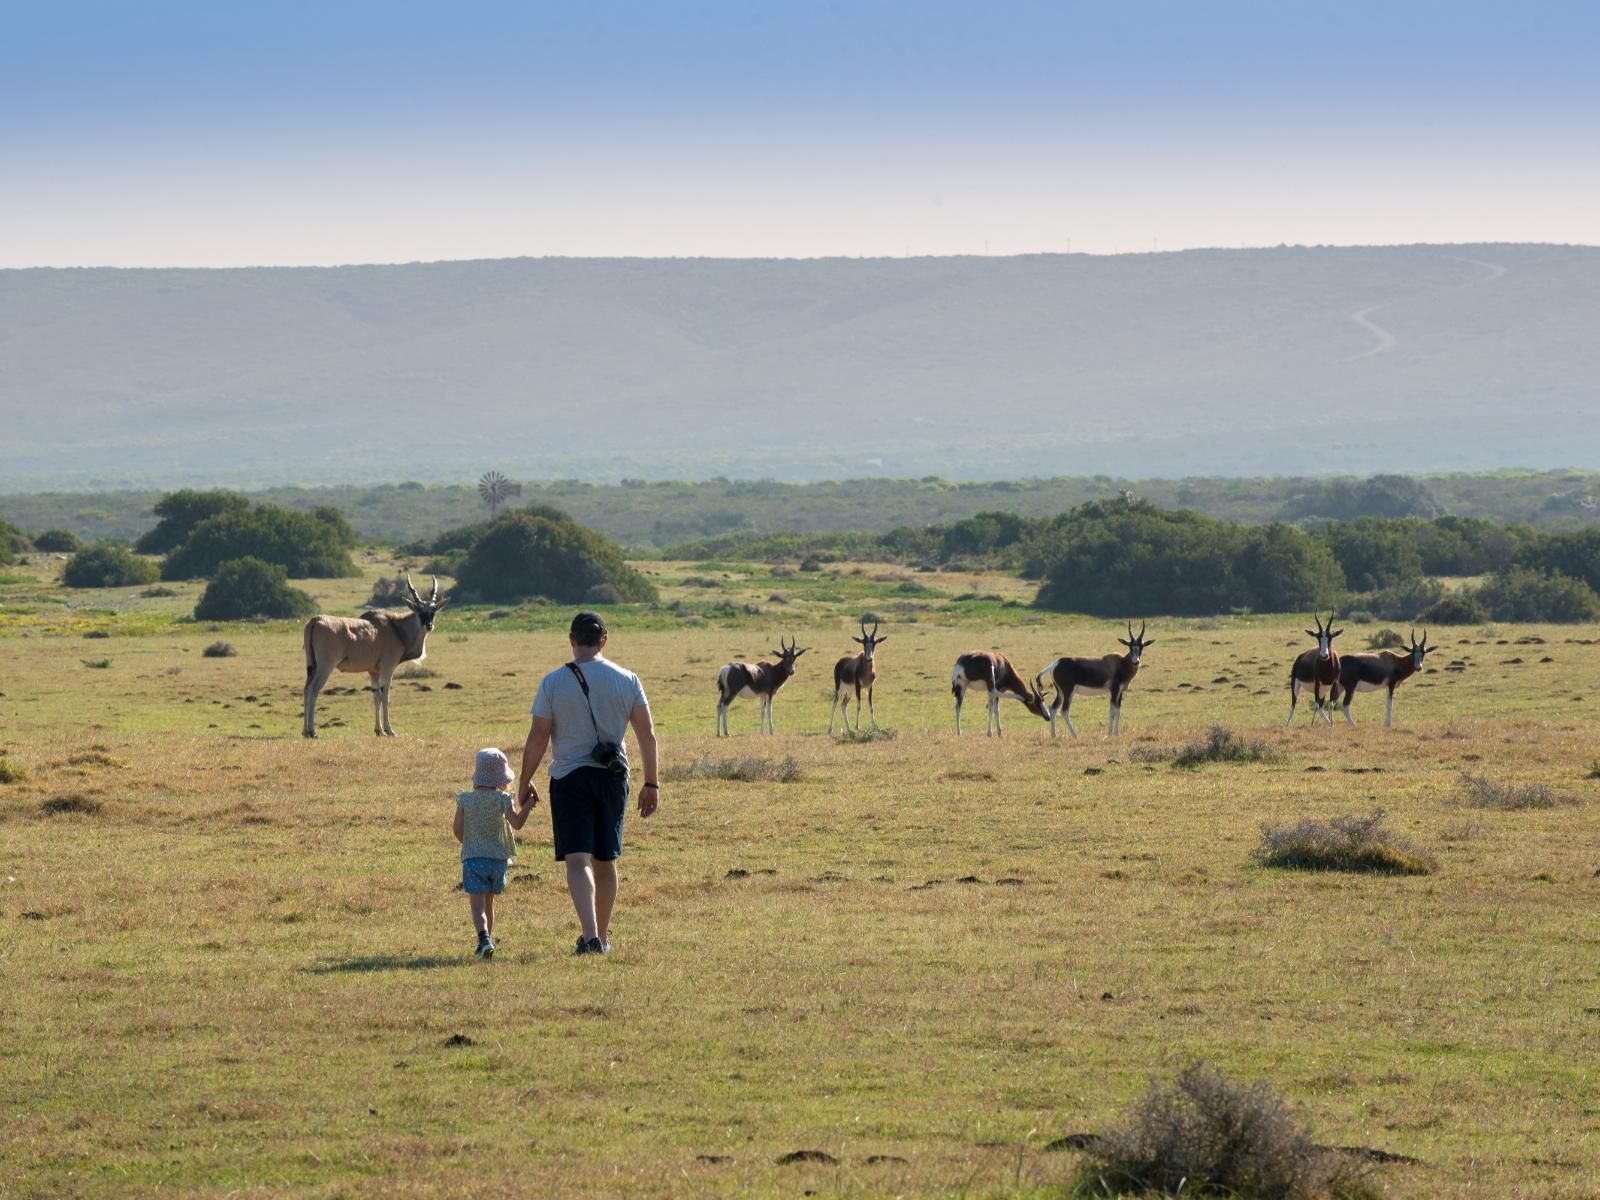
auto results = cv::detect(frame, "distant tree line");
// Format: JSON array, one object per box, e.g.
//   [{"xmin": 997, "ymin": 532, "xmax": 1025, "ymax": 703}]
[
  {"xmin": 5, "ymin": 470, "xmax": 1600, "ymax": 549},
  {"xmin": 668, "ymin": 498, "xmax": 1600, "ymax": 621},
  {"xmin": 18, "ymin": 484, "xmax": 1600, "ymax": 623}
]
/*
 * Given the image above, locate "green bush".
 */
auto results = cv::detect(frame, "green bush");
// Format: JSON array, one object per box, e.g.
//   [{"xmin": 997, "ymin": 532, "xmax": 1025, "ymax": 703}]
[
  {"xmin": 136, "ymin": 489, "xmax": 251, "ymax": 555},
  {"xmin": 1474, "ymin": 568, "xmax": 1600, "ymax": 623},
  {"xmin": 194, "ymin": 558, "xmax": 317, "ymax": 621},
  {"xmin": 1317, "ymin": 518, "xmax": 1426, "ymax": 592},
  {"xmin": 162, "ymin": 504, "xmax": 358, "ymax": 581},
  {"xmin": 32, "ymin": 529, "xmax": 81, "ymax": 553},
  {"xmin": 453, "ymin": 510, "xmax": 657, "ymax": 605},
  {"xmin": 0, "ymin": 518, "xmax": 28, "ymax": 563},
  {"xmin": 1033, "ymin": 499, "xmax": 1343, "ymax": 617},
  {"xmin": 1365, "ymin": 576, "xmax": 1446, "ymax": 621},
  {"xmin": 62, "ymin": 544, "xmax": 160, "ymax": 588},
  {"xmin": 1417, "ymin": 592, "xmax": 1488, "ymax": 625}
]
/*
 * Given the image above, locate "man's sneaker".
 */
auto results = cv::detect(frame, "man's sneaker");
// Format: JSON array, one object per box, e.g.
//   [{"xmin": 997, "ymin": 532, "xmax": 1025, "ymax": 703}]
[
  {"xmin": 574, "ymin": 935, "xmax": 606, "ymax": 956},
  {"xmin": 476, "ymin": 935, "xmax": 494, "ymax": 959}
]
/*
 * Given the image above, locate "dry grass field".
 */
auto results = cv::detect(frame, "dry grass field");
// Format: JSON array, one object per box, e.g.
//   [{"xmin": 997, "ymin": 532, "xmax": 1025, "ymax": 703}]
[{"xmin": 2, "ymin": 555, "xmax": 1598, "ymax": 1198}]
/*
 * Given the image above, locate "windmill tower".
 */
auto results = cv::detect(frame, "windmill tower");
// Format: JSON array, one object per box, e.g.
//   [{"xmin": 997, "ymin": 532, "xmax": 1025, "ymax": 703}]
[{"xmin": 478, "ymin": 471, "xmax": 520, "ymax": 519}]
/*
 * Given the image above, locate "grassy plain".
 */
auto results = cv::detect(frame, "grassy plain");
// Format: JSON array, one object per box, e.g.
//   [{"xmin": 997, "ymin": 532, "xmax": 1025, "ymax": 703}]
[{"xmin": 2, "ymin": 554, "xmax": 1598, "ymax": 1198}]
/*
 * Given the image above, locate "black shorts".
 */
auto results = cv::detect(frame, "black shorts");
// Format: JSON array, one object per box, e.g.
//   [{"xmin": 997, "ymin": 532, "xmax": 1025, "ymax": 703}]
[{"xmin": 549, "ymin": 766, "xmax": 628, "ymax": 862}]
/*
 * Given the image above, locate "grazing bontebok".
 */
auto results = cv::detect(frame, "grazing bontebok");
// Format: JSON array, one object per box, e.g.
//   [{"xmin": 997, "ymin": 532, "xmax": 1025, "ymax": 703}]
[
  {"xmin": 1286, "ymin": 612, "xmax": 1343, "ymax": 726},
  {"xmin": 716, "ymin": 637, "xmax": 808, "ymax": 735},
  {"xmin": 951, "ymin": 651, "xmax": 1049, "ymax": 736},
  {"xmin": 1335, "ymin": 628, "xmax": 1435, "ymax": 727},
  {"xmin": 1035, "ymin": 621, "xmax": 1153, "ymax": 738},
  {"xmin": 303, "ymin": 575, "xmax": 447, "ymax": 738},
  {"xmin": 830, "ymin": 621, "xmax": 887, "ymax": 734}
]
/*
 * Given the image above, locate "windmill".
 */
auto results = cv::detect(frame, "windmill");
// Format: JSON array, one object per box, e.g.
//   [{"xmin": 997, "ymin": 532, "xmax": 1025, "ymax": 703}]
[{"xmin": 478, "ymin": 471, "xmax": 521, "ymax": 519}]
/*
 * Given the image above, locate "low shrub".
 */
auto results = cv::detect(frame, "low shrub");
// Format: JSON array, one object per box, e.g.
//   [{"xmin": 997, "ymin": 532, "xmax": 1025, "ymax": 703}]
[
  {"xmin": 662, "ymin": 754, "xmax": 804, "ymax": 784},
  {"xmin": 140, "ymin": 585, "xmax": 178, "ymax": 598},
  {"xmin": 837, "ymin": 726, "xmax": 897, "ymax": 743},
  {"xmin": 1254, "ymin": 810, "xmax": 1435, "ymax": 875},
  {"xmin": 41, "ymin": 795, "xmax": 103, "ymax": 816},
  {"xmin": 366, "ymin": 575, "xmax": 413, "ymax": 607},
  {"xmin": 62, "ymin": 544, "xmax": 160, "ymax": 588},
  {"xmin": 202, "ymin": 641, "xmax": 237, "ymax": 658},
  {"xmin": 82, "ymin": 659, "xmax": 111, "ymax": 669},
  {"xmin": 194, "ymin": 557, "xmax": 316, "ymax": 621},
  {"xmin": 1417, "ymin": 593, "xmax": 1487, "ymax": 625},
  {"xmin": 1070, "ymin": 1061, "xmax": 1374, "ymax": 1200},
  {"xmin": 1171, "ymin": 726, "xmax": 1275, "ymax": 769},
  {"xmin": 32, "ymin": 529, "xmax": 81, "ymax": 553},
  {"xmin": 1457, "ymin": 771, "xmax": 1567, "ymax": 810},
  {"xmin": 1365, "ymin": 628, "xmax": 1406, "ymax": 650},
  {"xmin": 0, "ymin": 758, "xmax": 26, "ymax": 784}
]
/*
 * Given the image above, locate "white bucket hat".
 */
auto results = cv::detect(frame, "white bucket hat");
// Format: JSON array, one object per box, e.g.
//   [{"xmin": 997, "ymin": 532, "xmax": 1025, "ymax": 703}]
[{"xmin": 472, "ymin": 747, "xmax": 515, "ymax": 789}]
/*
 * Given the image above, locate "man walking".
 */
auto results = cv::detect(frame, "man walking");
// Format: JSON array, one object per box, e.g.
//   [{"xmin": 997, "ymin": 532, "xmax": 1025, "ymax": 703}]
[{"xmin": 518, "ymin": 611, "xmax": 659, "ymax": 955}]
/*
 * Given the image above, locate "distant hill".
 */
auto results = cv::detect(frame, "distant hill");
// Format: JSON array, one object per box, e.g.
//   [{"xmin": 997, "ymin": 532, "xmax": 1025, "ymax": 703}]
[{"xmin": 2, "ymin": 244, "xmax": 1596, "ymax": 490}]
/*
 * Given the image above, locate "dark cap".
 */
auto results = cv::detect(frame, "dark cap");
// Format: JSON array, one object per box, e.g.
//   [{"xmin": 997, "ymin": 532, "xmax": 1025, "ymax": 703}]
[{"xmin": 570, "ymin": 610, "xmax": 607, "ymax": 642}]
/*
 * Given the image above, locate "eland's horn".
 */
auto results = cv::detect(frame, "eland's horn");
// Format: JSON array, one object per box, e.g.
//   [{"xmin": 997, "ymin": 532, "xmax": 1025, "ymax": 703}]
[
  {"xmin": 430, "ymin": 575, "xmax": 440, "ymax": 603},
  {"xmin": 404, "ymin": 573, "xmax": 423, "ymax": 602}
]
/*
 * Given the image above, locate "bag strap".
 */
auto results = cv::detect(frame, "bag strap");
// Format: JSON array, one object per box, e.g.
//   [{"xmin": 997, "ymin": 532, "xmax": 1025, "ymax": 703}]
[{"xmin": 565, "ymin": 661, "xmax": 603, "ymax": 739}]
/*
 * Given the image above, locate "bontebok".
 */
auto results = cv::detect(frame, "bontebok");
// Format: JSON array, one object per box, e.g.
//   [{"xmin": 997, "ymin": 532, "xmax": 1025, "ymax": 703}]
[
  {"xmin": 1335, "ymin": 627, "xmax": 1435, "ymax": 727},
  {"xmin": 1286, "ymin": 612, "xmax": 1343, "ymax": 726},
  {"xmin": 952, "ymin": 651, "xmax": 1049, "ymax": 737},
  {"xmin": 302, "ymin": 575, "xmax": 447, "ymax": 738},
  {"xmin": 1035, "ymin": 621, "xmax": 1152, "ymax": 738},
  {"xmin": 716, "ymin": 636, "xmax": 808, "ymax": 736},
  {"xmin": 830, "ymin": 621, "xmax": 886, "ymax": 734}
]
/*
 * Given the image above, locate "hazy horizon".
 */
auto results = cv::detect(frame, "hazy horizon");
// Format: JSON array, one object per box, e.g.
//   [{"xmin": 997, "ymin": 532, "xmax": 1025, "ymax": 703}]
[{"xmin": 6, "ymin": 2, "xmax": 1599, "ymax": 268}]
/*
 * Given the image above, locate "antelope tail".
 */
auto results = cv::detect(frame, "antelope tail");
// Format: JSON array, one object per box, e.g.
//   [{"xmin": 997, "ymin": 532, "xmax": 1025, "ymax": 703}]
[{"xmin": 304, "ymin": 620, "xmax": 316, "ymax": 682}]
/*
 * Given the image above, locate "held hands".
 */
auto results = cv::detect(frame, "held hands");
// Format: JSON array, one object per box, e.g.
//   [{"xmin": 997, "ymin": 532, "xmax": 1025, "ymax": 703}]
[{"xmin": 519, "ymin": 778, "xmax": 540, "ymax": 808}]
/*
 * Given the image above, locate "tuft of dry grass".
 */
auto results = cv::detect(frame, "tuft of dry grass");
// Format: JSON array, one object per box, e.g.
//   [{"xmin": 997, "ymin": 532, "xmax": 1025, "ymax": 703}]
[
  {"xmin": 663, "ymin": 753, "xmax": 805, "ymax": 783},
  {"xmin": 1071, "ymin": 1061, "xmax": 1377, "ymax": 1199},
  {"xmin": 1457, "ymin": 771, "xmax": 1570, "ymax": 810},
  {"xmin": 202, "ymin": 640, "xmax": 237, "ymax": 658},
  {"xmin": 40, "ymin": 795, "xmax": 103, "ymax": 816},
  {"xmin": 1171, "ymin": 726, "xmax": 1275, "ymax": 769},
  {"xmin": 1254, "ymin": 810, "xmax": 1435, "ymax": 876},
  {"xmin": 0, "ymin": 756, "xmax": 26, "ymax": 784},
  {"xmin": 837, "ymin": 725, "xmax": 897, "ymax": 743}
]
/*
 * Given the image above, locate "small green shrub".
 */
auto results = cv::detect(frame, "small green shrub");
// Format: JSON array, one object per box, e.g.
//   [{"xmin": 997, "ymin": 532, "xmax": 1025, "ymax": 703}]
[
  {"xmin": 0, "ymin": 758, "xmax": 26, "ymax": 784},
  {"xmin": 1365, "ymin": 628, "xmax": 1406, "ymax": 650},
  {"xmin": 194, "ymin": 557, "xmax": 316, "ymax": 621},
  {"xmin": 1254, "ymin": 810, "xmax": 1435, "ymax": 875},
  {"xmin": 366, "ymin": 576, "xmax": 413, "ymax": 607},
  {"xmin": 32, "ymin": 529, "xmax": 81, "ymax": 553},
  {"xmin": 1417, "ymin": 593, "xmax": 1487, "ymax": 625},
  {"xmin": 1457, "ymin": 771, "xmax": 1568, "ymax": 810},
  {"xmin": 63, "ymin": 544, "xmax": 160, "ymax": 588},
  {"xmin": 140, "ymin": 585, "xmax": 178, "ymax": 598},
  {"xmin": 663, "ymin": 755, "xmax": 804, "ymax": 784},
  {"xmin": 81, "ymin": 659, "xmax": 111, "ymax": 669},
  {"xmin": 202, "ymin": 641, "xmax": 237, "ymax": 658},
  {"xmin": 1171, "ymin": 726, "xmax": 1275, "ymax": 769},
  {"xmin": 1070, "ymin": 1061, "xmax": 1375, "ymax": 1199}
]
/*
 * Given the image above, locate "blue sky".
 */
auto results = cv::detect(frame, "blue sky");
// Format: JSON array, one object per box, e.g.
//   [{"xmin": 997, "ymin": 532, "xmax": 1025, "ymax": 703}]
[{"xmin": 4, "ymin": 1, "xmax": 1597, "ymax": 266}]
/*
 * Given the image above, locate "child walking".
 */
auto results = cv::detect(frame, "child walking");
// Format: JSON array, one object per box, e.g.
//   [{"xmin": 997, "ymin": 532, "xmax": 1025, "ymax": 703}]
[{"xmin": 453, "ymin": 747, "xmax": 536, "ymax": 958}]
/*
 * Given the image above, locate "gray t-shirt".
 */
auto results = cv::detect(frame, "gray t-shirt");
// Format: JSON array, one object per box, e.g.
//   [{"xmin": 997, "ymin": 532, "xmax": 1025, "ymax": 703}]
[{"xmin": 531, "ymin": 655, "xmax": 648, "ymax": 780}]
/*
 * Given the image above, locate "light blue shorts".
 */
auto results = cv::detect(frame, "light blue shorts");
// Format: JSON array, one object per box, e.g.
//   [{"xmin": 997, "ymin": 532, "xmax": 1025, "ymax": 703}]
[{"xmin": 462, "ymin": 857, "xmax": 508, "ymax": 895}]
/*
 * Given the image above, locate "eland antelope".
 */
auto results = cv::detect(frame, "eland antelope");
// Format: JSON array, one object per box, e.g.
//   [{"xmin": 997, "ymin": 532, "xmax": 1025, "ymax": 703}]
[
  {"xmin": 830, "ymin": 621, "xmax": 886, "ymax": 734},
  {"xmin": 1334, "ymin": 628, "xmax": 1435, "ymax": 727},
  {"xmin": 952, "ymin": 651, "xmax": 1049, "ymax": 736},
  {"xmin": 302, "ymin": 575, "xmax": 447, "ymax": 738},
  {"xmin": 716, "ymin": 637, "xmax": 808, "ymax": 736},
  {"xmin": 1286, "ymin": 612, "xmax": 1343, "ymax": 726},
  {"xmin": 1035, "ymin": 621, "xmax": 1152, "ymax": 738}
]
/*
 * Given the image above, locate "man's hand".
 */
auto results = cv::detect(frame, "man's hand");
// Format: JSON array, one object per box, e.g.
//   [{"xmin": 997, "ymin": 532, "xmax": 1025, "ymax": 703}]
[
  {"xmin": 519, "ymin": 778, "xmax": 540, "ymax": 807},
  {"xmin": 637, "ymin": 784, "xmax": 658, "ymax": 818}
]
